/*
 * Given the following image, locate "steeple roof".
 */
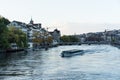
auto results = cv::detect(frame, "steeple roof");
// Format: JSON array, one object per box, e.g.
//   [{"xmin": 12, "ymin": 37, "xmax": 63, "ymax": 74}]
[{"xmin": 30, "ymin": 18, "xmax": 34, "ymax": 24}]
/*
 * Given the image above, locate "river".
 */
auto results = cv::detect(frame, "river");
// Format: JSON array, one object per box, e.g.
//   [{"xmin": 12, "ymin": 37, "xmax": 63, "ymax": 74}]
[{"xmin": 0, "ymin": 45, "xmax": 120, "ymax": 80}]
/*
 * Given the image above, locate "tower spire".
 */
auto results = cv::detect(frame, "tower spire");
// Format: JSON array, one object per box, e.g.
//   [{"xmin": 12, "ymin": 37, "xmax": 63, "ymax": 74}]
[{"xmin": 30, "ymin": 17, "xmax": 34, "ymax": 24}]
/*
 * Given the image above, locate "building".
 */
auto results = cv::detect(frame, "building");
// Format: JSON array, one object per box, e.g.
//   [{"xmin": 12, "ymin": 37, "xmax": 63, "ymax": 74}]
[
  {"xmin": 8, "ymin": 20, "xmax": 28, "ymax": 34},
  {"xmin": 49, "ymin": 29, "xmax": 61, "ymax": 44},
  {"xmin": 8, "ymin": 19, "xmax": 42, "ymax": 49},
  {"xmin": 8, "ymin": 18, "xmax": 60, "ymax": 49}
]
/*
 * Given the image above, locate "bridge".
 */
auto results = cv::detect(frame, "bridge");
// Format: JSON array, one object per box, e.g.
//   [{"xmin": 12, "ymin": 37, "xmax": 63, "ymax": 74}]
[{"xmin": 59, "ymin": 41, "xmax": 109, "ymax": 45}]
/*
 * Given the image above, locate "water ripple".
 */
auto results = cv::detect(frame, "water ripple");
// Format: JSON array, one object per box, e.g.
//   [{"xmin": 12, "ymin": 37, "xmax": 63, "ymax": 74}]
[{"xmin": 0, "ymin": 45, "xmax": 120, "ymax": 80}]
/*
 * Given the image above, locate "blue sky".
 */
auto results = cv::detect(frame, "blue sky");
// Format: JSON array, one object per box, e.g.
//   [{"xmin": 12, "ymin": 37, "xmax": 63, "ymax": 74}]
[{"xmin": 0, "ymin": 0, "xmax": 120, "ymax": 35}]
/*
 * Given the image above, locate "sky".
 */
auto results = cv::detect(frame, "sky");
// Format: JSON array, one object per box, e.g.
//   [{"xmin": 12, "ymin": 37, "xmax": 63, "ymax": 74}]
[{"xmin": 0, "ymin": 0, "xmax": 120, "ymax": 35}]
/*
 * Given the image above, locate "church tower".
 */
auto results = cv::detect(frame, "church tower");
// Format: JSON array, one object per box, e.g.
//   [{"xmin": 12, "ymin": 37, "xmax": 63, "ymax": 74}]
[{"xmin": 30, "ymin": 18, "xmax": 34, "ymax": 24}]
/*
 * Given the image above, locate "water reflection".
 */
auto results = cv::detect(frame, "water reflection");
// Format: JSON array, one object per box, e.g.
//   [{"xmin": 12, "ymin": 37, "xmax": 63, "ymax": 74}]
[{"xmin": 0, "ymin": 45, "xmax": 120, "ymax": 80}]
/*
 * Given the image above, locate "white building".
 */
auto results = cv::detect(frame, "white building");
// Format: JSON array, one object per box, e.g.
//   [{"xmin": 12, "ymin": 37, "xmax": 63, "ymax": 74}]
[
  {"xmin": 8, "ymin": 19, "xmax": 42, "ymax": 49},
  {"xmin": 8, "ymin": 21, "xmax": 28, "ymax": 34}
]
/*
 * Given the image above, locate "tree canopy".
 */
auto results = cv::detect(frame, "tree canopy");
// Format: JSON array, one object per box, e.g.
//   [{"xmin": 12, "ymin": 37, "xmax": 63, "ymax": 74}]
[
  {"xmin": 8, "ymin": 26, "xmax": 28, "ymax": 48},
  {"xmin": 60, "ymin": 35, "xmax": 79, "ymax": 42},
  {"xmin": 0, "ymin": 16, "xmax": 10, "ymax": 49},
  {"xmin": 0, "ymin": 16, "xmax": 28, "ymax": 49}
]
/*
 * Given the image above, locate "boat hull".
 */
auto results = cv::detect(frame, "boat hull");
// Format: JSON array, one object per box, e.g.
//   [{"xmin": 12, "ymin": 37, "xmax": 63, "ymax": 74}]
[{"xmin": 61, "ymin": 49, "xmax": 84, "ymax": 57}]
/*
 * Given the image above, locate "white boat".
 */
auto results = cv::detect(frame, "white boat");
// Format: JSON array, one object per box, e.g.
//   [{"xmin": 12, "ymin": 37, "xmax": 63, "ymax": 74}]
[{"xmin": 61, "ymin": 49, "xmax": 84, "ymax": 57}]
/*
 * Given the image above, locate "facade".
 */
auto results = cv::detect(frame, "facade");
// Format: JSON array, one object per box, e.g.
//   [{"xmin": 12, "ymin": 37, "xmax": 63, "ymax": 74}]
[
  {"xmin": 8, "ymin": 19, "xmax": 42, "ymax": 49},
  {"xmin": 49, "ymin": 29, "xmax": 61, "ymax": 44},
  {"xmin": 8, "ymin": 19, "xmax": 60, "ymax": 49},
  {"xmin": 27, "ymin": 19, "xmax": 42, "ymax": 41},
  {"xmin": 8, "ymin": 21, "xmax": 28, "ymax": 34}
]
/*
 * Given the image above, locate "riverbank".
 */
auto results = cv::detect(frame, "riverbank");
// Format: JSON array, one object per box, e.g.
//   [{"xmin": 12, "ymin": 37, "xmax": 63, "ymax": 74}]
[
  {"xmin": 0, "ymin": 42, "xmax": 119, "ymax": 59},
  {"xmin": 0, "ymin": 48, "xmax": 26, "ymax": 59},
  {"xmin": 0, "ymin": 45, "xmax": 58, "ymax": 59}
]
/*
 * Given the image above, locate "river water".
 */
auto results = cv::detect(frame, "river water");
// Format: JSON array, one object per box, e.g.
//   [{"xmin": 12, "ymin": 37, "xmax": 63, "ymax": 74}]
[{"xmin": 0, "ymin": 45, "xmax": 120, "ymax": 80}]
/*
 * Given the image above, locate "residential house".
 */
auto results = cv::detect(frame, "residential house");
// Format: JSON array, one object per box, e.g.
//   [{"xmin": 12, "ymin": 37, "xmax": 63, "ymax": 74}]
[
  {"xmin": 8, "ymin": 19, "xmax": 42, "ymax": 49},
  {"xmin": 49, "ymin": 29, "xmax": 61, "ymax": 45}
]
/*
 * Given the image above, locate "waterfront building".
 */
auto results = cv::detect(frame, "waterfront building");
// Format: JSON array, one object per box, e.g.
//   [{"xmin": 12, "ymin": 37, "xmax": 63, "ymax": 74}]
[
  {"xmin": 8, "ymin": 21, "xmax": 28, "ymax": 34},
  {"xmin": 27, "ymin": 19, "xmax": 42, "ymax": 47},
  {"xmin": 8, "ymin": 19, "xmax": 60, "ymax": 49},
  {"xmin": 8, "ymin": 19, "xmax": 42, "ymax": 49},
  {"xmin": 49, "ymin": 29, "xmax": 61, "ymax": 44}
]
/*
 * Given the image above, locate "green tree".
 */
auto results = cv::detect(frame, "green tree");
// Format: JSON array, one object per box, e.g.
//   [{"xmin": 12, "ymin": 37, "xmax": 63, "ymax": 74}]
[
  {"xmin": 32, "ymin": 31, "xmax": 53, "ymax": 46},
  {"xmin": 60, "ymin": 35, "xmax": 70, "ymax": 42},
  {"xmin": 0, "ymin": 16, "xmax": 10, "ymax": 49},
  {"xmin": 8, "ymin": 26, "xmax": 28, "ymax": 48},
  {"xmin": 69, "ymin": 36, "xmax": 79, "ymax": 42},
  {"xmin": 60, "ymin": 35, "xmax": 79, "ymax": 42}
]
